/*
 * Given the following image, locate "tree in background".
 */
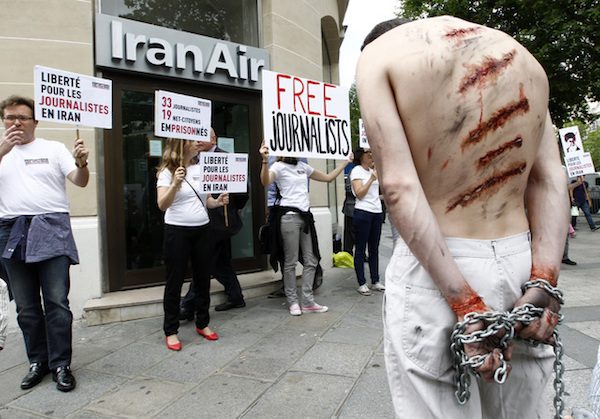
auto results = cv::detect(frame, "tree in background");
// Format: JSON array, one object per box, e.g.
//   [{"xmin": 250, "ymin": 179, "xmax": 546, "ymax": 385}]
[
  {"xmin": 349, "ymin": 83, "xmax": 361, "ymax": 151},
  {"xmin": 583, "ymin": 123, "xmax": 600, "ymax": 170},
  {"xmin": 400, "ymin": 0, "xmax": 600, "ymax": 125}
]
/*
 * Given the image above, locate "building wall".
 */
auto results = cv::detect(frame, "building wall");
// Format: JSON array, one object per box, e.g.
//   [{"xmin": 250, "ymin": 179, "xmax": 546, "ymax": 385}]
[{"xmin": 262, "ymin": 0, "xmax": 348, "ymax": 244}]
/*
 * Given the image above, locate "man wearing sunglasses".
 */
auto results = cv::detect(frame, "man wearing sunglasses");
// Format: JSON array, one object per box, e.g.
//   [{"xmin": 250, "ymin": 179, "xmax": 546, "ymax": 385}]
[{"xmin": 0, "ymin": 95, "xmax": 89, "ymax": 392}]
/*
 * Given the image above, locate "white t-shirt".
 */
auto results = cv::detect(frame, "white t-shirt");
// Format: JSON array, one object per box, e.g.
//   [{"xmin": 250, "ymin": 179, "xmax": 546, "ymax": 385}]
[
  {"xmin": 0, "ymin": 138, "xmax": 76, "ymax": 218},
  {"xmin": 270, "ymin": 160, "xmax": 314, "ymax": 212},
  {"xmin": 350, "ymin": 165, "xmax": 382, "ymax": 213},
  {"xmin": 157, "ymin": 164, "xmax": 210, "ymax": 226}
]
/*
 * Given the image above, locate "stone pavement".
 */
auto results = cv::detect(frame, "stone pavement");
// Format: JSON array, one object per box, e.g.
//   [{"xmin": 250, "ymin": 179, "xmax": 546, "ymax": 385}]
[{"xmin": 0, "ymin": 219, "xmax": 599, "ymax": 418}]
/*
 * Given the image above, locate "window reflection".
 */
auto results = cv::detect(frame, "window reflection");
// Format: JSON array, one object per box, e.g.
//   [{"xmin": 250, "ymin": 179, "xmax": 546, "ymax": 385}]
[{"xmin": 101, "ymin": 0, "xmax": 259, "ymax": 46}]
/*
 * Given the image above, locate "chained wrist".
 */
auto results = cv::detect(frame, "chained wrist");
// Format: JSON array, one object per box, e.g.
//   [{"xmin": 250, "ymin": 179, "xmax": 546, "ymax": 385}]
[
  {"xmin": 450, "ymin": 293, "xmax": 487, "ymax": 318},
  {"xmin": 523, "ymin": 278, "xmax": 564, "ymax": 305}
]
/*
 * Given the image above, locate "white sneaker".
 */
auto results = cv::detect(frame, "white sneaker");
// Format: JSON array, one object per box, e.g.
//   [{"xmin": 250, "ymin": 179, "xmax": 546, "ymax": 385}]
[
  {"xmin": 289, "ymin": 303, "xmax": 302, "ymax": 316},
  {"xmin": 357, "ymin": 284, "xmax": 372, "ymax": 296},
  {"xmin": 301, "ymin": 303, "xmax": 329, "ymax": 313},
  {"xmin": 371, "ymin": 282, "xmax": 386, "ymax": 292}
]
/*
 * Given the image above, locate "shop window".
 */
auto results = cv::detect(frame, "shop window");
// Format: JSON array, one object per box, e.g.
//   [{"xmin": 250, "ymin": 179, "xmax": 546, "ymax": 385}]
[{"xmin": 101, "ymin": 0, "xmax": 259, "ymax": 47}]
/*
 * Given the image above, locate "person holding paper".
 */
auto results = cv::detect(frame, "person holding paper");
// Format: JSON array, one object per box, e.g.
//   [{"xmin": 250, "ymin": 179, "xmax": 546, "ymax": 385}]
[
  {"xmin": 350, "ymin": 148, "xmax": 385, "ymax": 296},
  {"xmin": 179, "ymin": 128, "xmax": 247, "ymax": 318},
  {"xmin": 157, "ymin": 138, "xmax": 228, "ymax": 351},
  {"xmin": 0, "ymin": 95, "xmax": 89, "ymax": 392},
  {"xmin": 259, "ymin": 143, "xmax": 348, "ymax": 316}
]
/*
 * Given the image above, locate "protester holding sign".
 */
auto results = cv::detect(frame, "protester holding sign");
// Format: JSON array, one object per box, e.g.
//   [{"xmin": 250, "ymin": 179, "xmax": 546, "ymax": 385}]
[
  {"xmin": 0, "ymin": 95, "xmax": 90, "ymax": 392},
  {"xmin": 259, "ymin": 143, "xmax": 348, "ymax": 316},
  {"xmin": 179, "ymin": 129, "xmax": 248, "ymax": 318},
  {"xmin": 570, "ymin": 175, "xmax": 599, "ymax": 231},
  {"xmin": 156, "ymin": 138, "xmax": 228, "ymax": 351},
  {"xmin": 350, "ymin": 148, "xmax": 385, "ymax": 296}
]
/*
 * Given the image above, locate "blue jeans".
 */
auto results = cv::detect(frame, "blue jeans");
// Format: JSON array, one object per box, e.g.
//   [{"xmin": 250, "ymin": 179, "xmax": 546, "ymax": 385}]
[
  {"xmin": 3, "ymin": 255, "xmax": 73, "ymax": 369},
  {"xmin": 352, "ymin": 209, "xmax": 383, "ymax": 286},
  {"xmin": 578, "ymin": 201, "xmax": 597, "ymax": 230}
]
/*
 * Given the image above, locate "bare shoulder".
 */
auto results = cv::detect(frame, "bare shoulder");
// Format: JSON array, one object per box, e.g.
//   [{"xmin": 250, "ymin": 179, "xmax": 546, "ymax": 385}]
[{"xmin": 357, "ymin": 16, "xmax": 551, "ymax": 238}]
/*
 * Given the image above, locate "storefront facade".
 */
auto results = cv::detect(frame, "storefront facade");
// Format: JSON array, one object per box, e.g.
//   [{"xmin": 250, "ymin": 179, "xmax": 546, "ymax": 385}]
[{"xmin": 0, "ymin": 0, "xmax": 349, "ymax": 318}]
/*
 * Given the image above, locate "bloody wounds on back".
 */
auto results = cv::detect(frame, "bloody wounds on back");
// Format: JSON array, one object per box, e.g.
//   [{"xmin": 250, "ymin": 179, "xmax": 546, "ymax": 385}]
[
  {"xmin": 459, "ymin": 50, "xmax": 517, "ymax": 94},
  {"xmin": 444, "ymin": 27, "xmax": 482, "ymax": 44},
  {"xmin": 446, "ymin": 161, "xmax": 527, "ymax": 212},
  {"xmin": 462, "ymin": 85, "xmax": 529, "ymax": 150},
  {"xmin": 477, "ymin": 136, "xmax": 523, "ymax": 170}
]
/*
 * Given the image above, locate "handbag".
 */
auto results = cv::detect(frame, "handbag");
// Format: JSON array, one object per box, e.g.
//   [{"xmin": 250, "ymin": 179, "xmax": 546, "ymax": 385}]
[{"xmin": 571, "ymin": 205, "xmax": 580, "ymax": 217}]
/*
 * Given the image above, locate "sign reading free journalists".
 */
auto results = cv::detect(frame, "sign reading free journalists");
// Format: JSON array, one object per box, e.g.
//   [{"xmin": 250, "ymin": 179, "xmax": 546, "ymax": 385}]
[{"xmin": 262, "ymin": 70, "xmax": 351, "ymax": 160}]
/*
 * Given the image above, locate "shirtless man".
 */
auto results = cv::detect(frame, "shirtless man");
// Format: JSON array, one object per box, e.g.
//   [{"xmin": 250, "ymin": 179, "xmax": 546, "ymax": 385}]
[{"xmin": 356, "ymin": 17, "xmax": 568, "ymax": 418}]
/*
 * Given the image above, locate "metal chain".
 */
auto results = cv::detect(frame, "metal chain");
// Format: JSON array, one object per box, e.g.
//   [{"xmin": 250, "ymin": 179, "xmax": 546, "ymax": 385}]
[{"xmin": 451, "ymin": 300, "xmax": 565, "ymax": 419}]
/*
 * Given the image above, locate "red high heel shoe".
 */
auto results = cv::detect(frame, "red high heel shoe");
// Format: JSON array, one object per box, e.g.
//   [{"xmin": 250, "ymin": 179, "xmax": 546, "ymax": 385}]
[
  {"xmin": 196, "ymin": 327, "xmax": 219, "ymax": 341},
  {"xmin": 165, "ymin": 336, "xmax": 182, "ymax": 351}
]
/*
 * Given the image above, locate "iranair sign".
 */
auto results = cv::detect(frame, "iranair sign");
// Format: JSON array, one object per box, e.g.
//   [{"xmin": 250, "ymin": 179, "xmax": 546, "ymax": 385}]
[{"xmin": 94, "ymin": 14, "xmax": 269, "ymax": 90}]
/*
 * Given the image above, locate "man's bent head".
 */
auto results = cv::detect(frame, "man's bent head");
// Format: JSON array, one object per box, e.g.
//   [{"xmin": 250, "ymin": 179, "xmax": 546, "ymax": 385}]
[{"xmin": 361, "ymin": 18, "xmax": 410, "ymax": 51}]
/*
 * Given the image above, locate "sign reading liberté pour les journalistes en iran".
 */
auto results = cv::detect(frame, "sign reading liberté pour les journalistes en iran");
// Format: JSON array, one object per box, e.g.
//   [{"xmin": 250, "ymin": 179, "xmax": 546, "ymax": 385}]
[
  {"xmin": 34, "ymin": 65, "xmax": 112, "ymax": 129},
  {"xmin": 262, "ymin": 70, "xmax": 350, "ymax": 160},
  {"xmin": 154, "ymin": 90, "xmax": 211, "ymax": 142},
  {"xmin": 198, "ymin": 152, "xmax": 248, "ymax": 193}
]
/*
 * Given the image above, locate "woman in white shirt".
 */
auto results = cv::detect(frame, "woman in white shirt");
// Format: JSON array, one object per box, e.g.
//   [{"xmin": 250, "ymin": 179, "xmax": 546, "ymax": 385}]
[
  {"xmin": 157, "ymin": 139, "xmax": 228, "ymax": 351},
  {"xmin": 350, "ymin": 148, "xmax": 385, "ymax": 296},
  {"xmin": 259, "ymin": 144, "xmax": 348, "ymax": 316}
]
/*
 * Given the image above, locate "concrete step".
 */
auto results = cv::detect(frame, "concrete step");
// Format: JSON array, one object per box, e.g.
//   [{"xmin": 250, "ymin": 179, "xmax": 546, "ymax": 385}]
[{"xmin": 83, "ymin": 270, "xmax": 282, "ymax": 326}]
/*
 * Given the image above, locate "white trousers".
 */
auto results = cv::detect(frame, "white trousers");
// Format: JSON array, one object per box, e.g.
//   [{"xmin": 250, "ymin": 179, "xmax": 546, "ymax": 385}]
[{"xmin": 384, "ymin": 232, "xmax": 554, "ymax": 419}]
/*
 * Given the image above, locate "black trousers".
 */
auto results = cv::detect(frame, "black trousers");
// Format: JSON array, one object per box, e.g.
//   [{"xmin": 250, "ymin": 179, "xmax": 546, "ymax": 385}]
[
  {"xmin": 181, "ymin": 236, "xmax": 244, "ymax": 311},
  {"xmin": 163, "ymin": 224, "xmax": 211, "ymax": 336},
  {"xmin": 343, "ymin": 214, "xmax": 354, "ymax": 255}
]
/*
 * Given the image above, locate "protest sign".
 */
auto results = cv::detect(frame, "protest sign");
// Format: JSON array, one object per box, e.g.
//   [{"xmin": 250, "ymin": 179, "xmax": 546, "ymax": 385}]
[
  {"xmin": 559, "ymin": 126, "xmax": 584, "ymax": 157},
  {"xmin": 262, "ymin": 70, "xmax": 350, "ymax": 159},
  {"xmin": 198, "ymin": 152, "xmax": 248, "ymax": 193},
  {"xmin": 359, "ymin": 118, "xmax": 369, "ymax": 149},
  {"xmin": 34, "ymin": 65, "xmax": 112, "ymax": 128},
  {"xmin": 154, "ymin": 90, "xmax": 211, "ymax": 141},
  {"xmin": 565, "ymin": 152, "xmax": 595, "ymax": 178}
]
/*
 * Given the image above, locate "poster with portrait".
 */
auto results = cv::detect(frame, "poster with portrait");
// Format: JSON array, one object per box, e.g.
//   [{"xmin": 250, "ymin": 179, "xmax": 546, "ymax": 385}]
[{"xmin": 559, "ymin": 126, "xmax": 584, "ymax": 157}]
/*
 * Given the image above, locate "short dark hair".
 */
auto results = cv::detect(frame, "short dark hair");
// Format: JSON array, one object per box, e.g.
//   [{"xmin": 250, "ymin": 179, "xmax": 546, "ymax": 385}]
[
  {"xmin": 0, "ymin": 95, "xmax": 35, "ymax": 120},
  {"xmin": 361, "ymin": 18, "xmax": 409, "ymax": 51},
  {"xmin": 353, "ymin": 147, "xmax": 370, "ymax": 165}
]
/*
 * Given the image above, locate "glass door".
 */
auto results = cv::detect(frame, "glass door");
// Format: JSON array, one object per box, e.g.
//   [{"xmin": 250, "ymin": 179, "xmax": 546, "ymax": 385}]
[{"xmin": 103, "ymin": 73, "xmax": 264, "ymax": 291}]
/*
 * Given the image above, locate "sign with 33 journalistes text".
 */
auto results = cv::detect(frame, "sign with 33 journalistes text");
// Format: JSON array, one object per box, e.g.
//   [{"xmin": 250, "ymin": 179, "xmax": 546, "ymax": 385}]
[
  {"xmin": 34, "ymin": 65, "xmax": 112, "ymax": 129},
  {"xmin": 154, "ymin": 90, "xmax": 211, "ymax": 142},
  {"xmin": 262, "ymin": 70, "xmax": 351, "ymax": 160}
]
